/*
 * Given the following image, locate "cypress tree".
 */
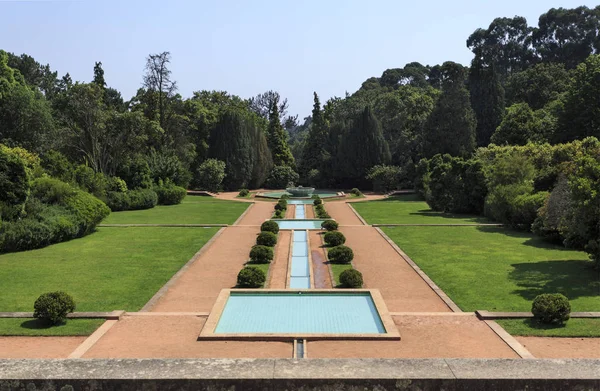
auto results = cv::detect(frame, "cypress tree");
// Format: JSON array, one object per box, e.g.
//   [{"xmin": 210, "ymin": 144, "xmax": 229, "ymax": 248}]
[
  {"xmin": 337, "ymin": 106, "xmax": 391, "ymax": 187},
  {"xmin": 209, "ymin": 109, "xmax": 253, "ymax": 190},
  {"xmin": 469, "ymin": 58, "xmax": 505, "ymax": 147},
  {"xmin": 249, "ymin": 117, "xmax": 274, "ymax": 188},
  {"xmin": 300, "ymin": 92, "xmax": 329, "ymax": 179},
  {"xmin": 422, "ymin": 62, "xmax": 476, "ymax": 158},
  {"xmin": 266, "ymin": 96, "xmax": 295, "ymax": 168}
]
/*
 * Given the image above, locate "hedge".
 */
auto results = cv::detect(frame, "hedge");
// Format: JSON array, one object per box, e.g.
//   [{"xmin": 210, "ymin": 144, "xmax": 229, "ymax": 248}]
[
  {"xmin": 328, "ymin": 245, "xmax": 354, "ymax": 264},
  {"xmin": 33, "ymin": 291, "xmax": 76, "ymax": 325},
  {"xmin": 155, "ymin": 185, "xmax": 186, "ymax": 205},
  {"xmin": 256, "ymin": 231, "xmax": 277, "ymax": 247},
  {"xmin": 260, "ymin": 220, "xmax": 280, "ymax": 234},
  {"xmin": 339, "ymin": 269, "xmax": 363, "ymax": 288},
  {"xmin": 532, "ymin": 293, "xmax": 571, "ymax": 324},
  {"xmin": 106, "ymin": 189, "xmax": 158, "ymax": 211},
  {"xmin": 249, "ymin": 245, "xmax": 274, "ymax": 264},
  {"xmin": 321, "ymin": 220, "xmax": 338, "ymax": 231},
  {"xmin": 324, "ymin": 231, "xmax": 346, "ymax": 246},
  {"xmin": 237, "ymin": 267, "xmax": 266, "ymax": 288}
]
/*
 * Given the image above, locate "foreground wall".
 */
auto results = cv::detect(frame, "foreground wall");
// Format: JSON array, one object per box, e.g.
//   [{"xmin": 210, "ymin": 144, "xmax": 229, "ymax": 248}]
[{"xmin": 0, "ymin": 358, "xmax": 599, "ymax": 391}]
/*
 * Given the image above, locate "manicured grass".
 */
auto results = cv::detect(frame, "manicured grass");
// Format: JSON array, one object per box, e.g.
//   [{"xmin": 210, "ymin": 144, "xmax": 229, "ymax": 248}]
[
  {"xmin": 330, "ymin": 263, "xmax": 353, "ymax": 287},
  {"xmin": 353, "ymin": 194, "xmax": 490, "ymax": 224},
  {"xmin": 383, "ymin": 226, "xmax": 599, "ymax": 312},
  {"xmin": 0, "ymin": 318, "xmax": 105, "ymax": 336},
  {"xmin": 0, "ymin": 227, "xmax": 219, "ymax": 312},
  {"xmin": 497, "ymin": 318, "xmax": 600, "ymax": 337},
  {"xmin": 102, "ymin": 196, "xmax": 248, "ymax": 225}
]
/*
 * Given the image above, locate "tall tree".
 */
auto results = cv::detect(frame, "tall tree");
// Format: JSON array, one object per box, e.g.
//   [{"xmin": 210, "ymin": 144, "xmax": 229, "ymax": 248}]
[
  {"xmin": 422, "ymin": 62, "xmax": 476, "ymax": 158},
  {"xmin": 249, "ymin": 90, "xmax": 288, "ymax": 120},
  {"xmin": 142, "ymin": 52, "xmax": 177, "ymax": 130},
  {"xmin": 249, "ymin": 117, "xmax": 274, "ymax": 188},
  {"xmin": 92, "ymin": 61, "xmax": 106, "ymax": 89},
  {"xmin": 337, "ymin": 106, "xmax": 391, "ymax": 187},
  {"xmin": 469, "ymin": 58, "xmax": 505, "ymax": 146},
  {"xmin": 504, "ymin": 63, "xmax": 571, "ymax": 109},
  {"xmin": 266, "ymin": 95, "xmax": 295, "ymax": 167},
  {"xmin": 300, "ymin": 92, "xmax": 329, "ymax": 179}
]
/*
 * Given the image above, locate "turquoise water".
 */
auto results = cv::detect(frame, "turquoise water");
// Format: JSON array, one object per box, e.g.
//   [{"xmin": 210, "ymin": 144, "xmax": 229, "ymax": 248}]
[
  {"xmin": 288, "ymin": 199, "xmax": 314, "ymax": 205},
  {"xmin": 295, "ymin": 204, "xmax": 306, "ymax": 219},
  {"xmin": 214, "ymin": 292, "xmax": 386, "ymax": 334},
  {"xmin": 261, "ymin": 190, "xmax": 339, "ymax": 199},
  {"xmin": 274, "ymin": 220, "xmax": 324, "ymax": 230},
  {"xmin": 289, "ymin": 230, "xmax": 310, "ymax": 288}
]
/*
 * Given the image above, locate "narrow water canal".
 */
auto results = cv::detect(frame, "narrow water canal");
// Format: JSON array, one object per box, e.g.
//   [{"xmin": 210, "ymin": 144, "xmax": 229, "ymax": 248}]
[{"xmin": 288, "ymin": 204, "xmax": 311, "ymax": 288}]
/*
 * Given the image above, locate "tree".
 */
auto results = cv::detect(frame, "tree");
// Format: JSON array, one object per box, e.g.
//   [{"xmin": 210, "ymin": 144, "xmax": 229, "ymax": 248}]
[
  {"xmin": 248, "ymin": 90, "xmax": 288, "ymax": 120},
  {"xmin": 469, "ymin": 58, "xmax": 505, "ymax": 146},
  {"xmin": 92, "ymin": 61, "xmax": 106, "ymax": 89},
  {"xmin": 266, "ymin": 96, "xmax": 295, "ymax": 168},
  {"xmin": 504, "ymin": 63, "xmax": 571, "ymax": 110},
  {"xmin": 366, "ymin": 165, "xmax": 401, "ymax": 192},
  {"xmin": 143, "ymin": 52, "xmax": 177, "ymax": 130},
  {"xmin": 491, "ymin": 103, "xmax": 547, "ymax": 145},
  {"xmin": 300, "ymin": 92, "xmax": 329, "ymax": 180},
  {"xmin": 422, "ymin": 62, "xmax": 476, "ymax": 158},
  {"xmin": 249, "ymin": 118, "xmax": 273, "ymax": 189},
  {"xmin": 337, "ymin": 106, "xmax": 391, "ymax": 187},
  {"xmin": 196, "ymin": 159, "xmax": 226, "ymax": 192}
]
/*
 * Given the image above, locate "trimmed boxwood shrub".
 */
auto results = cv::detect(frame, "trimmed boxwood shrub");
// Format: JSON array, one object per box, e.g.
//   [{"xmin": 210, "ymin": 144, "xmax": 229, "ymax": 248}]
[
  {"xmin": 351, "ymin": 188, "xmax": 361, "ymax": 196},
  {"xmin": 256, "ymin": 231, "xmax": 277, "ymax": 247},
  {"xmin": 249, "ymin": 245, "xmax": 274, "ymax": 264},
  {"xmin": 532, "ymin": 293, "xmax": 571, "ymax": 324},
  {"xmin": 237, "ymin": 266, "xmax": 266, "ymax": 288},
  {"xmin": 33, "ymin": 291, "xmax": 76, "ymax": 325},
  {"xmin": 339, "ymin": 269, "xmax": 363, "ymax": 288},
  {"xmin": 106, "ymin": 189, "xmax": 158, "ymax": 211},
  {"xmin": 328, "ymin": 245, "xmax": 354, "ymax": 264},
  {"xmin": 315, "ymin": 204, "xmax": 330, "ymax": 218},
  {"xmin": 238, "ymin": 189, "xmax": 249, "ymax": 197},
  {"xmin": 260, "ymin": 220, "xmax": 280, "ymax": 234},
  {"xmin": 313, "ymin": 196, "xmax": 322, "ymax": 206},
  {"xmin": 321, "ymin": 220, "xmax": 338, "ymax": 231},
  {"xmin": 273, "ymin": 210, "xmax": 284, "ymax": 219},
  {"xmin": 324, "ymin": 231, "xmax": 345, "ymax": 246},
  {"xmin": 155, "ymin": 185, "xmax": 186, "ymax": 205}
]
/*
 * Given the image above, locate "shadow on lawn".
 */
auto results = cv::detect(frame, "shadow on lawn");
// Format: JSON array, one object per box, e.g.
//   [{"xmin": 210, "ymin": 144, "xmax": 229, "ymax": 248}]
[
  {"xmin": 508, "ymin": 259, "xmax": 600, "ymax": 302},
  {"xmin": 477, "ymin": 226, "xmax": 589, "ymax": 252},
  {"xmin": 516, "ymin": 318, "xmax": 569, "ymax": 331},
  {"xmin": 20, "ymin": 319, "xmax": 63, "ymax": 330}
]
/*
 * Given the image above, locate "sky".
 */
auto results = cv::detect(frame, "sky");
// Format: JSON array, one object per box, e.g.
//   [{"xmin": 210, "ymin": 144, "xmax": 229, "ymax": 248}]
[{"xmin": 2, "ymin": 0, "xmax": 598, "ymax": 118}]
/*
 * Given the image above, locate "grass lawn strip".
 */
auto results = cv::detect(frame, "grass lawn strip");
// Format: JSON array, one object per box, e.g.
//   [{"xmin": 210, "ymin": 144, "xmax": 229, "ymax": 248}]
[
  {"xmin": 0, "ymin": 318, "xmax": 105, "ymax": 336},
  {"xmin": 330, "ymin": 263, "xmax": 353, "ymax": 287},
  {"xmin": 496, "ymin": 318, "xmax": 600, "ymax": 337},
  {"xmin": 102, "ymin": 196, "xmax": 248, "ymax": 225},
  {"xmin": 0, "ymin": 227, "xmax": 219, "ymax": 312},
  {"xmin": 382, "ymin": 226, "xmax": 598, "ymax": 312},
  {"xmin": 353, "ymin": 194, "xmax": 490, "ymax": 225}
]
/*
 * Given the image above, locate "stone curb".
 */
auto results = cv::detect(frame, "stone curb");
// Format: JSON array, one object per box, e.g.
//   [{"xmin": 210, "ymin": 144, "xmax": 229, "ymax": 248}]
[
  {"xmin": 232, "ymin": 202, "xmax": 255, "ymax": 226},
  {"xmin": 374, "ymin": 227, "xmax": 462, "ymax": 313},
  {"xmin": 139, "ymin": 227, "xmax": 227, "ymax": 312},
  {"xmin": 0, "ymin": 311, "xmax": 124, "ymax": 320},
  {"xmin": 346, "ymin": 203, "xmax": 368, "ymax": 225},
  {"xmin": 477, "ymin": 310, "xmax": 600, "ymax": 319},
  {"xmin": 484, "ymin": 320, "xmax": 535, "ymax": 359},
  {"xmin": 67, "ymin": 320, "xmax": 119, "ymax": 359}
]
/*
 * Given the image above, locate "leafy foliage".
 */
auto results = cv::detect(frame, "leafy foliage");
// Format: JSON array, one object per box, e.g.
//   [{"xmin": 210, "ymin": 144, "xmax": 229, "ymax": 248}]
[
  {"xmin": 260, "ymin": 220, "xmax": 279, "ymax": 234},
  {"xmin": 532, "ymin": 293, "xmax": 571, "ymax": 325},
  {"xmin": 196, "ymin": 159, "xmax": 226, "ymax": 192},
  {"xmin": 249, "ymin": 245, "xmax": 274, "ymax": 264},
  {"xmin": 328, "ymin": 245, "xmax": 354, "ymax": 264},
  {"xmin": 324, "ymin": 231, "xmax": 346, "ymax": 246},
  {"xmin": 256, "ymin": 231, "xmax": 277, "ymax": 247},
  {"xmin": 33, "ymin": 291, "xmax": 76, "ymax": 325},
  {"xmin": 237, "ymin": 267, "xmax": 266, "ymax": 288},
  {"xmin": 339, "ymin": 269, "xmax": 363, "ymax": 288}
]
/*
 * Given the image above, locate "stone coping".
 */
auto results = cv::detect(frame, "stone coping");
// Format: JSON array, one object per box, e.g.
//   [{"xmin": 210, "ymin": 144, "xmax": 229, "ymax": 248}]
[
  {"xmin": 0, "ymin": 311, "xmax": 124, "ymax": 320},
  {"xmin": 477, "ymin": 310, "xmax": 600, "ymax": 319},
  {"xmin": 0, "ymin": 358, "xmax": 598, "ymax": 381}
]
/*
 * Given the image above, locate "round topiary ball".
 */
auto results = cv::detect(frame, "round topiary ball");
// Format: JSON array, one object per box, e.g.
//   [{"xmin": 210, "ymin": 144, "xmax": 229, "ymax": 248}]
[
  {"xmin": 237, "ymin": 267, "xmax": 266, "ymax": 288},
  {"xmin": 260, "ymin": 220, "xmax": 280, "ymax": 234},
  {"xmin": 33, "ymin": 291, "xmax": 76, "ymax": 325},
  {"xmin": 238, "ymin": 189, "xmax": 249, "ymax": 197},
  {"xmin": 339, "ymin": 269, "xmax": 363, "ymax": 288},
  {"xmin": 321, "ymin": 220, "xmax": 339, "ymax": 231},
  {"xmin": 256, "ymin": 231, "xmax": 278, "ymax": 247},
  {"xmin": 313, "ymin": 197, "xmax": 323, "ymax": 206},
  {"xmin": 532, "ymin": 293, "xmax": 571, "ymax": 324},
  {"xmin": 328, "ymin": 245, "xmax": 354, "ymax": 264},
  {"xmin": 324, "ymin": 231, "xmax": 346, "ymax": 246},
  {"xmin": 249, "ymin": 245, "xmax": 274, "ymax": 264}
]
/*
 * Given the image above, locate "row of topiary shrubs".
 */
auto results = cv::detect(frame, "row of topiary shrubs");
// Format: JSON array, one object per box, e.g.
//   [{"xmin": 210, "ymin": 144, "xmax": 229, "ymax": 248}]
[
  {"xmin": 106, "ymin": 182, "xmax": 186, "ymax": 211},
  {"xmin": 273, "ymin": 197, "xmax": 287, "ymax": 218},
  {"xmin": 320, "ymin": 220, "xmax": 364, "ymax": 288},
  {"xmin": 236, "ymin": 220, "xmax": 280, "ymax": 288},
  {"xmin": 312, "ymin": 195, "xmax": 330, "ymax": 218}
]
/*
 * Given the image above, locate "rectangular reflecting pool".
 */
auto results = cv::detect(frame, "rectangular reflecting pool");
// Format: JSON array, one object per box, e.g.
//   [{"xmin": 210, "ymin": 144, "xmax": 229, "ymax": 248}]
[
  {"xmin": 199, "ymin": 290, "xmax": 400, "ymax": 340},
  {"xmin": 273, "ymin": 219, "xmax": 325, "ymax": 230}
]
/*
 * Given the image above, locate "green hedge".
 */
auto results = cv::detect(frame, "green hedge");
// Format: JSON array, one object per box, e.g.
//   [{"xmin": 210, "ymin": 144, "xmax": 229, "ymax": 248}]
[
  {"xmin": 34, "ymin": 291, "xmax": 76, "ymax": 325},
  {"xmin": 106, "ymin": 189, "xmax": 158, "ymax": 211},
  {"xmin": 339, "ymin": 269, "xmax": 363, "ymax": 288},
  {"xmin": 324, "ymin": 231, "xmax": 346, "ymax": 246},
  {"xmin": 328, "ymin": 245, "xmax": 354, "ymax": 264},
  {"xmin": 155, "ymin": 185, "xmax": 186, "ymax": 205},
  {"xmin": 237, "ymin": 266, "xmax": 266, "ymax": 288},
  {"xmin": 260, "ymin": 220, "xmax": 280, "ymax": 234},
  {"xmin": 256, "ymin": 231, "xmax": 277, "ymax": 247}
]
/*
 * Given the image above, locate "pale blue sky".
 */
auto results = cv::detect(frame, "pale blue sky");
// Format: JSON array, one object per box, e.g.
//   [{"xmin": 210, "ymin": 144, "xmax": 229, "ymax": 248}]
[{"xmin": 2, "ymin": 0, "xmax": 597, "ymax": 117}]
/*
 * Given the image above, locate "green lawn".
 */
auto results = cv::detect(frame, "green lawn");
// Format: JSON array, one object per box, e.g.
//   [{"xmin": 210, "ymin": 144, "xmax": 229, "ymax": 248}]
[
  {"xmin": 330, "ymin": 263, "xmax": 353, "ymax": 287},
  {"xmin": 102, "ymin": 196, "xmax": 248, "ymax": 225},
  {"xmin": 353, "ymin": 194, "xmax": 490, "ymax": 225},
  {"xmin": 0, "ymin": 227, "xmax": 219, "ymax": 312},
  {"xmin": 383, "ymin": 226, "xmax": 599, "ymax": 312},
  {"xmin": 0, "ymin": 318, "xmax": 105, "ymax": 336},
  {"xmin": 496, "ymin": 318, "xmax": 600, "ymax": 337}
]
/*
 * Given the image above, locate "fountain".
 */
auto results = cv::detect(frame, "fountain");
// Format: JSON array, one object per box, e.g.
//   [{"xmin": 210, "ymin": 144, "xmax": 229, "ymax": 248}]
[{"xmin": 285, "ymin": 185, "xmax": 315, "ymax": 198}]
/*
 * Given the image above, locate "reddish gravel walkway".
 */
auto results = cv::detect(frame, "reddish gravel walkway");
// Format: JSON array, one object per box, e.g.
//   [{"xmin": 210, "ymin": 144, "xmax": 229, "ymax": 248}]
[
  {"xmin": 517, "ymin": 337, "xmax": 600, "ymax": 358},
  {"xmin": 305, "ymin": 205, "xmax": 315, "ymax": 219},
  {"xmin": 326, "ymin": 202, "xmax": 364, "ymax": 225},
  {"xmin": 310, "ymin": 231, "xmax": 332, "ymax": 288},
  {"xmin": 285, "ymin": 205, "xmax": 295, "ymax": 219},
  {"xmin": 308, "ymin": 315, "xmax": 517, "ymax": 358},
  {"xmin": 149, "ymin": 226, "xmax": 259, "ymax": 312},
  {"xmin": 235, "ymin": 202, "xmax": 273, "ymax": 226},
  {"xmin": 341, "ymin": 225, "xmax": 450, "ymax": 312},
  {"xmin": 0, "ymin": 336, "xmax": 86, "ymax": 358},
  {"xmin": 84, "ymin": 315, "xmax": 292, "ymax": 358},
  {"xmin": 269, "ymin": 231, "xmax": 291, "ymax": 289}
]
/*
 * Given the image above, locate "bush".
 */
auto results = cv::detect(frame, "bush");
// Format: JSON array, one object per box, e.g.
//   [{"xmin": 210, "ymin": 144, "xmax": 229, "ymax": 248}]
[
  {"xmin": 265, "ymin": 165, "xmax": 299, "ymax": 189},
  {"xmin": 280, "ymin": 194, "xmax": 290, "ymax": 200},
  {"xmin": 73, "ymin": 165, "xmax": 109, "ymax": 198},
  {"xmin": 117, "ymin": 155, "xmax": 153, "ymax": 190},
  {"xmin": 249, "ymin": 245, "xmax": 274, "ymax": 264},
  {"xmin": 324, "ymin": 231, "xmax": 345, "ymax": 246},
  {"xmin": 339, "ymin": 269, "xmax": 363, "ymax": 288},
  {"xmin": 273, "ymin": 210, "xmax": 284, "ymax": 219},
  {"xmin": 155, "ymin": 185, "xmax": 186, "ymax": 205},
  {"xmin": 321, "ymin": 220, "xmax": 339, "ymax": 231},
  {"xmin": 237, "ymin": 266, "xmax": 266, "ymax": 288},
  {"xmin": 532, "ymin": 293, "xmax": 571, "ymax": 324},
  {"xmin": 196, "ymin": 158, "xmax": 226, "ymax": 192},
  {"xmin": 0, "ymin": 146, "xmax": 30, "ymax": 220},
  {"xmin": 328, "ymin": 245, "xmax": 354, "ymax": 264},
  {"xmin": 366, "ymin": 164, "xmax": 401, "ymax": 192},
  {"xmin": 314, "ymin": 204, "xmax": 330, "ymax": 219},
  {"xmin": 256, "ymin": 231, "xmax": 277, "ymax": 247},
  {"xmin": 238, "ymin": 189, "xmax": 249, "ymax": 197},
  {"xmin": 350, "ymin": 188, "xmax": 361, "ymax": 196},
  {"xmin": 31, "ymin": 177, "xmax": 77, "ymax": 205},
  {"xmin": 260, "ymin": 220, "xmax": 280, "ymax": 234},
  {"xmin": 106, "ymin": 189, "xmax": 158, "ymax": 211},
  {"xmin": 313, "ymin": 197, "xmax": 323, "ymax": 206},
  {"xmin": 33, "ymin": 291, "xmax": 76, "ymax": 325}
]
